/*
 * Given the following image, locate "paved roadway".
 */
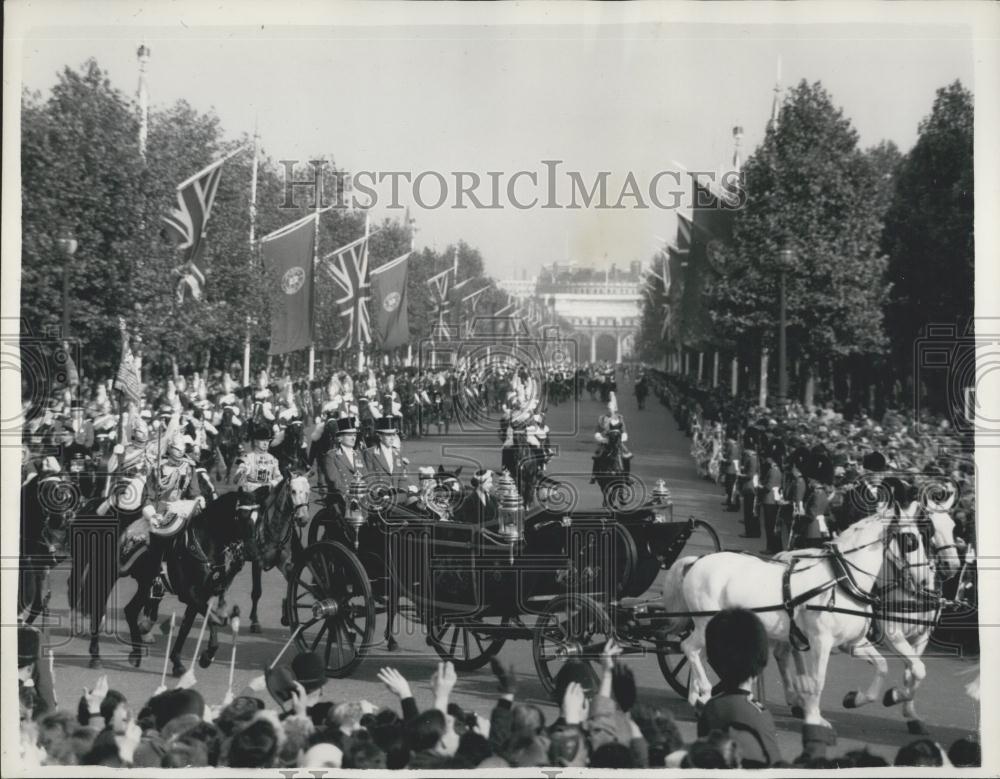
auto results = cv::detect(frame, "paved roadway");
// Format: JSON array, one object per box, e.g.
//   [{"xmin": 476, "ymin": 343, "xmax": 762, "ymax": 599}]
[{"xmin": 37, "ymin": 377, "xmax": 979, "ymax": 763}]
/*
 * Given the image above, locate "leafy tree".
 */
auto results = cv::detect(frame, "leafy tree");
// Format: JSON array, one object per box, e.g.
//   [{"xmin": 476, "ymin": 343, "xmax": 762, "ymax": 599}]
[
  {"xmin": 703, "ymin": 80, "xmax": 891, "ymax": 402},
  {"xmin": 882, "ymin": 81, "xmax": 973, "ymax": 406}
]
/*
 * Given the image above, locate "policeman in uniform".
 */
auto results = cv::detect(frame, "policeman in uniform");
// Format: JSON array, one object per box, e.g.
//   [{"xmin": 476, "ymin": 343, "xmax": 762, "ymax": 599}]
[{"xmin": 591, "ymin": 392, "xmax": 632, "ymax": 483}]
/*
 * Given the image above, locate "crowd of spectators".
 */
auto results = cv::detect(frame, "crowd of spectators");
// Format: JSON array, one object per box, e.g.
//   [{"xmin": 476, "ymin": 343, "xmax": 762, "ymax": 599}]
[{"xmin": 17, "ymin": 606, "xmax": 980, "ymax": 769}]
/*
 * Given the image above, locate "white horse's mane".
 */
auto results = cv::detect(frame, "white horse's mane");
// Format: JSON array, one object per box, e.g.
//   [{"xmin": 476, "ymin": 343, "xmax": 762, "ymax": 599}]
[{"xmin": 832, "ymin": 513, "xmax": 886, "ymax": 546}]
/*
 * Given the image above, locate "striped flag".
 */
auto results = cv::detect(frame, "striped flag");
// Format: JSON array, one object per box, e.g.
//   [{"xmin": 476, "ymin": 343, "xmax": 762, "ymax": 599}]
[
  {"xmin": 161, "ymin": 154, "xmax": 234, "ymax": 262},
  {"xmin": 113, "ymin": 320, "xmax": 142, "ymax": 404},
  {"xmin": 427, "ymin": 267, "xmax": 452, "ymax": 341},
  {"xmin": 322, "ymin": 234, "xmax": 371, "ymax": 349}
]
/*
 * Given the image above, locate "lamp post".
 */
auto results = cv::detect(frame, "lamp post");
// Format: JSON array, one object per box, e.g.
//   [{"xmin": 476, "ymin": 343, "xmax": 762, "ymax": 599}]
[
  {"xmin": 776, "ymin": 241, "xmax": 794, "ymax": 405},
  {"xmin": 56, "ymin": 233, "xmax": 79, "ymax": 339}
]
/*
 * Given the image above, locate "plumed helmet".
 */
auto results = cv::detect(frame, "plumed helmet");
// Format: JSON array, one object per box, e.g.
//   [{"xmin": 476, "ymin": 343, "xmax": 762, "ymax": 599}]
[
  {"xmin": 131, "ymin": 418, "xmax": 150, "ymax": 444},
  {"xmin": 167, "ymin": 433, "xmax": 186, "ymax": 460}
]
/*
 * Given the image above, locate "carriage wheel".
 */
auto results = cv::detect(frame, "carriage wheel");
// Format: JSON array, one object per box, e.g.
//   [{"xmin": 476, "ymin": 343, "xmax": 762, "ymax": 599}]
[
  {"xmin": 532, "ymin": 594, "xmax": 613, "ymax": 699},
  {"xmin": 427, "ymin": 616, "xmax": 509, "ymax": 671},
  {"xmin": 684, "ymin": 519, "xmax": 722, "ymax": 556},
  {"xmin": 307, "ymin": 509, "xmax": 340, "ymax": 547},
  {"xmin": 285, "ymin": 541, "xmax": 375, "ymax": 678},
  {"xmin": 656, "ymin": 629, "xmax": 694, "ymax": 697}
]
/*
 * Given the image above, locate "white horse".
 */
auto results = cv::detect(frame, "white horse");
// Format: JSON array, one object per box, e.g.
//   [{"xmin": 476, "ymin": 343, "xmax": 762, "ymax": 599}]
[
  {"xmin": 661, "ymin": 512, "xmax": 931, "ymax": 729},
  {"xmin": 817, "ymin": 484, "xmax": 961, "ymax": 734}
]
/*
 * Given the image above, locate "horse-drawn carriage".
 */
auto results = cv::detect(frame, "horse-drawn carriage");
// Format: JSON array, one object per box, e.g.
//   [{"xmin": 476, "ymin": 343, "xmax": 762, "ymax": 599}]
[{"xmin": 283, "ymin": 471, "xmax": 722, "ymax": 694}]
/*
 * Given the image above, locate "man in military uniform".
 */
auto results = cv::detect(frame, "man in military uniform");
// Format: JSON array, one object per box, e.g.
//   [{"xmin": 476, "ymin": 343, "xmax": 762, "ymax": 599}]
[
  {"xmin": 722, "ymin": 427, "xmax": 741, "ymax": 512},
  {"xmin": 233, "ymin": 422, "xmax": 283, "ymax": 494},
  {"xmin": 321, "ymin": 416, "xmax": 367, "ymax": 516},
  {"xmin": 738, "ymin": 428, "xmax": 762, "ymax": 538}
]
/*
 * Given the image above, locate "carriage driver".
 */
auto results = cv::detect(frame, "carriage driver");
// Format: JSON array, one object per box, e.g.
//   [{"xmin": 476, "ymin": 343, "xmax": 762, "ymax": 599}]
[
  {"xmin": 590, "ymin": 391, "xmax": 632, "ymax": 483},
  {"xmin": 233, "ymin": 422, "xmax": 283, "ymax": 493}
]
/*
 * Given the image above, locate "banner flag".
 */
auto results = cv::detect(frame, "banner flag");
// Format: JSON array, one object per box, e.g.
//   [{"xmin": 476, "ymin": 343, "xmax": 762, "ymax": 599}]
[
  {"xmin": 371, "ymin": 252, "xmax": 410, "ymax": 350},
  {"xmin": 321, "ymin": 234, "xmax": 371, "ymax": 349},
  {"xmin": 262, "ymin": 213, "xmax": 316, "ymax": 355},
  {"xmin": 113, "ymin": 320, "xmax": 142, "ymax": 404}
]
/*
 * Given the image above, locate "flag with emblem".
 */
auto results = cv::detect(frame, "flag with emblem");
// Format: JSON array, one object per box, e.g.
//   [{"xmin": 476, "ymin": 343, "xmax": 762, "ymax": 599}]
[
  {"xmin": 371, "ymin": 252, "xmax": 410, "ymax": 349},
  {"xmin": 262, "ymin": 213, "xmax": 316, "ymax": 355},
  {"xmin": 322, "ymin": 233, "xmax": 371, "ymax": 349}
]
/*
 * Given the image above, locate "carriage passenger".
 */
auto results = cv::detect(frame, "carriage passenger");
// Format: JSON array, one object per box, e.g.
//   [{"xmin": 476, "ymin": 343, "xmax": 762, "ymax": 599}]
[
  {"xmin": 321, "ymin": 417, "xmax": 367, "ymax": 515},
  {"xmin": 363, "ymin": 416, "xmax": 409, "ymax": 493},
  {"xmin": 457, "ymin": 469, "xmax": 499, "ymax": 530}
]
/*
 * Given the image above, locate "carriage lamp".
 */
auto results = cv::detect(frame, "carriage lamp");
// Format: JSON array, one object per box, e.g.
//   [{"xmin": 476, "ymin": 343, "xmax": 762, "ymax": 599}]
[
  {"xmin": 651, "ymin": 479, "xmax": 674, "ymax": 523},
  {"xmin": 346, "ymin": 472, "xmax": 368, "ymax": 548},
  {"xmin": 496, "ymin": 471, "xmax": 525, "ymax": 563}
]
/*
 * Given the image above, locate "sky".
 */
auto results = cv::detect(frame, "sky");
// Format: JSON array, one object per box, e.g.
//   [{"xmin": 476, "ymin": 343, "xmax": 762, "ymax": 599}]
[{"xmin": 17, "ymin": 19, "xmax": 975, "ymax": 280}]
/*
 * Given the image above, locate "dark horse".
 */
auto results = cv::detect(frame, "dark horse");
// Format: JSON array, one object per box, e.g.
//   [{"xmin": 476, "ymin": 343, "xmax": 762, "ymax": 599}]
[
  {"xmin": 72, "ymin": 486, "xmax": 261, "ymax": 674},
  {"xmin": 593, "ymin": 428, "xmax": 632, "ymax": 509},
  {"xmin": 509, "ymin": 432, "xmax": 546, "ymax": 508},
  {"xmin": 19, "ymin": 471, "xmax": 74, "ymax": 624},
  {"xmin": 248, "ymin": 471, "xmax": 313, "ymax": 632}
]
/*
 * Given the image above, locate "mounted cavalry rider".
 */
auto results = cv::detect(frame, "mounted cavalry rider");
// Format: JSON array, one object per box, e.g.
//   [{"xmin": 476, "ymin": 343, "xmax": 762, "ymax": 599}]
[
  {"xmin": 499, "ymin": 392, "xmax": 533, "ymax": 476},
  {"xmin": 234, "ymin": 421, "xmax": 283, "ymax": 494},
  {"xmin": 590, "ymin": 391, "xmax": 632, "ymax": 483}
]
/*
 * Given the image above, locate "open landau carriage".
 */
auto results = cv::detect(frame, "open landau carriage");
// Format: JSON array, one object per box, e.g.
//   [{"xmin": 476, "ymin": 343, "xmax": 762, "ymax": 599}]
[{"xmin": 284, "ymin": 473, "xmax": 720, "ymax": 694}]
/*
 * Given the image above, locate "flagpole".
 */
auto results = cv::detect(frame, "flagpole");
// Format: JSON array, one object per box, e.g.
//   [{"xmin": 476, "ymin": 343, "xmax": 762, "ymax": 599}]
[
  {"xmin": 406, "ymin": 222, "xmax": 415, "ymax": 367},
  {"xmin": 242, "ymin": 123, "xmax": 259, "ymax": 387},
  {"xmin": 358, "ymin": 213, "xmax": 370, "ymax": 373},
  {"xmin": 308, "ymin": 193, "xmax": 320, "ymax": 381}
]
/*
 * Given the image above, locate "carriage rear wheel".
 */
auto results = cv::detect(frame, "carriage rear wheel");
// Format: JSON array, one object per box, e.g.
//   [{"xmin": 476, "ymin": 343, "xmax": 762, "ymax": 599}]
[
  {"xmin": 532, "ymin": 593, "xmax": 613, "ymax": 699},
  {"xmin": 427, "ymin": 616, "xmax": 509, "ymax": 671},
  {"xmin": 285, "ymin": 541, "xmax": 375, "ymax": 678},
  {"xmin": 656, "ymin": 628, "xmax": 695, "ymax": 698}
]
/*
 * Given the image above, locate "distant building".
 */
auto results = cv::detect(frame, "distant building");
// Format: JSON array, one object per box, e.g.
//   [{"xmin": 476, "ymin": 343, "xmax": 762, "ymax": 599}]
[{"xmin": 499, "ymin": 262, "xmax": 642, "ymax": 363}]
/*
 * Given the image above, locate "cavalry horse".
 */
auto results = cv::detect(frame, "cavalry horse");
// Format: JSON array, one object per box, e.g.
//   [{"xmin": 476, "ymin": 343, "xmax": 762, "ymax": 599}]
[
  {"xmin": 593, "ymin": 428, "xmax": 632, "ymax": 510},
  {"xmin": 71, "ymin": 482, "xmax": 261, "ymax": 674},
  {"xmin": 247, "ymin": 470, "xmax": 313, "ymax": 633},
  {"xmin": 19, "ymin": 468, "xmax": 74, "ymax": 624},
  {"xmin": 660, "ymin": 496, "xmax": 945, "ymax": 732}
]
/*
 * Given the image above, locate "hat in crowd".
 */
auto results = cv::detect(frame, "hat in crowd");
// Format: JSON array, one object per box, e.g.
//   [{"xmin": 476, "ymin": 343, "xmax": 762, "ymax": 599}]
[
  {"xmin": 18, "ymin": 625, "xmax": 40, "ymax": 668},
  {"xmin": 375, "ymin": 416, "xmax": 397, "ymax": 434},
  {"xmin": 148, "ymin": 689, "xmax": 206, "ymax": 731},
  {"xmin": 862, "ymin": 451, "xmax": 887, "ymax": 473},
  {"xmin": 250, "ymin": 421, "xmax": 274, "ymax": 441},
  {"xmin": 265, "ymin": 651, "xmax": 327, "ymax": 705},
  {"xmin": 335, "ymin": 416, "xmax": 358, "ymax": 435},
  {"xmin": 705, "ymin": 609, "xmax": 769, "ymax": 686},
  {"xmin": 552, "ymin": 659, "xmax": 598, "ymax": 703}
]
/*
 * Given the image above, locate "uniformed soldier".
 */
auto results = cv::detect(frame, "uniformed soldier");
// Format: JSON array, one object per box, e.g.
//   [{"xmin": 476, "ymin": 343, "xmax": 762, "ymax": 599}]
[
  {"xmin": 792, "ymin": 451, "xmax": 836, "ymax": 549},
  {"xmin": 591, "ymin": 392, "xmax": 632, "ymax": 483},
  {"xmin": 234, "ymin": 422, "xmax": 283, "ymax": 493},
  {"xmin": 738, "ymin": 428, "xmax": 762, "ymax": 538},
  {"xmin": 722, "ymin": 427, "xmax": 741, "ymax": 512}
]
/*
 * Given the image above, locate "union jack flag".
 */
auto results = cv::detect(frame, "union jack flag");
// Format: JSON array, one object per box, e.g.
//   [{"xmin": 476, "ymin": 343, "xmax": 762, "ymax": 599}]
[
  {"xmin": 427, "ymin": 267, "xmax": 452, "ymax": 341},
  {"xmin": 162, "ymin": 155, "xmax": 229, "ymax": 263},
  {"xmin": 322, "ymin": 234, "xmax": 371, "ymax": 349}
]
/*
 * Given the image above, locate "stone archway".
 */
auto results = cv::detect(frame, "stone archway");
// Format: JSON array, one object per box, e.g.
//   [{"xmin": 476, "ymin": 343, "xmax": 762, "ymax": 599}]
[{"xmin": 595, "ymin": 333, "xmax": 617, "ymax": 362}]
